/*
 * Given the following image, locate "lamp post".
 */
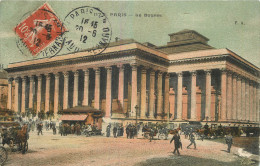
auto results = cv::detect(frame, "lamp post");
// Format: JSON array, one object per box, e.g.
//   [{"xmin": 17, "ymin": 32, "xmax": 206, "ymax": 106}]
[
  {"xmin": 206, "ymin": 116, "xmax": 209, "ymax": 123},
  {"xmin": 135, "ymin": 105, "xmax": 139, "ymax": 125}
]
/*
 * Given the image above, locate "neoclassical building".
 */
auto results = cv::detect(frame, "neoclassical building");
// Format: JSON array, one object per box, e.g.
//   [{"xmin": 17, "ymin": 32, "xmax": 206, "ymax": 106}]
[{"xmin": 5, "ymin": 30, "xmax": 260, "ymax": 127}]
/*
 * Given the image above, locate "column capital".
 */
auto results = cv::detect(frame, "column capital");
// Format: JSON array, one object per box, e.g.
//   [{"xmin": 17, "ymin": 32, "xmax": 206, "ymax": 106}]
[
  {"xmin": 141, "ymin": 68, "xmax": 147, "ymax": 74},
  {"xmin": 157, "ymin": 71, "xmax": 163, "ymax": 76},
  {"xmin": 165, "ymin": 73, "xmax": 170, "ymax": 78},
  {"xmin": 63, "ymin": 71, "xmax": 70, "ymax": 78},
  {"xmin": 117, "ymin": 64, "xmax": 125, "ymax": 70},
  {"xmin": 22, "ymin": 76, "xmax": 27, "ymax": 81},
  {"xmin": 204, "ymin": 69, "xmax": 212, "ymax": 75},
  {"xmin": 130, "ymin": 63, "xmax": 138, "ymax": 71},
  {"xmin": 37, "ymin": 75, "xmax": 43, "ymax": 81},
  {"xmin": 74, "ymin": 70, "xmax": 80, "ymax": 77},
  {"xmin": 46, "ymin": 73, "xmax": 52, "ymax": 80},
  {"xmin": 29, "ymin": 75, "xmax": 35, "ymax": 80},
  {"xmin": 105, "ymin": 66, "xmax": 112, "ymax": 72},
  {"xmin": 177, "ymin": 72, "xmax": 183, "ymax": 77},
  {"xmin": 84, "ymin": 69, "xmax": 90, "ymax": 75},
  {"xmin": 8, "ymin": 77, "xmax": 13, "ymax": 83},
  {"xmin": 93, "ymin": 68, "xmax": 101, "ymax": 73},
  {"xmin": 237, "ymin": 75, "xmax": 242, "ymax": 81},
  {"xmin": 191, "ymin": 70, "xmax": 197, "ymax": 76},
  {"xmin": 54, "ymin": 73, "xmax": 61, "ymax": 79},
  {"xmin": 150, "ymin": 70, "xmax": 155, "ymax": 76},
  {"xmin": 227, "ymin": 70, "xmax": 233, "ymax": 76},
  {"xmin": 249, "ymin": 80, "xmax": 254, "ymax": 86}
]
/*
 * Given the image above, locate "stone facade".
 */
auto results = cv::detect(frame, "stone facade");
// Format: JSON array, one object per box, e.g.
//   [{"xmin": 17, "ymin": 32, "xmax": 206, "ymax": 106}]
[{"xmin": 4, "ymin": 30, "xmax": 260, "ymax": 127}]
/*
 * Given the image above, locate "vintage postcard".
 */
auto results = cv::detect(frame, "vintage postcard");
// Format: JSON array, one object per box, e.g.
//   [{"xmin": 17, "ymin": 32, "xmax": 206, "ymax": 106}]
[{"xmin": 0, "ymin": 1, "xmax": 259, "ymax": 166}]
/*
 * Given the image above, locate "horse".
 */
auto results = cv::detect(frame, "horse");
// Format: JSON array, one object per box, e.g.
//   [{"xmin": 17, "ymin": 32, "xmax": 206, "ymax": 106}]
[{"xmin": 17, "ymin": 124, "xmax": 28, "ymax": 154}]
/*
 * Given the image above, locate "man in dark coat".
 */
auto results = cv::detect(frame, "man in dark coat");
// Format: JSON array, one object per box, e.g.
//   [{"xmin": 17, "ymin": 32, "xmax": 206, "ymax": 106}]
[
  {"xmin": 187, "ymin": 132, "xmax": 196, "ymax": 149},
  {"xmin": 126, "ymin": 125, "xmax": 130, "ymax": 139},
  {"xmin": 225, "ymin": 133, "xmax": 233, "ymax": 153},
  {"xmin": 106, "ymin": 124, "xmax": 111, "ymax": 137},
  {"xmin": 170, "ymin": 132, "xmax": 181, "ymax": 155}
]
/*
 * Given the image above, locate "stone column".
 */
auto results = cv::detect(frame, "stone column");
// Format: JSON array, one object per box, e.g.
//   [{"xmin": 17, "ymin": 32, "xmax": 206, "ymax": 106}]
[
  {"xmin": 105, "ymin": 67, "xmax": 112, "ymax": 118},
  {"xmin": 190, "ymin": 71, "xmax": 197, "ymax": 120},
  {"xmin": 29, "ymin": 76, "xmax": 34, "ymax": 109},
  {"xmin": 53, "ymin": 73, "xmax": 60, "ymax": 115},
  {"xmin": 241, "ymin": 78, "xmax": 246, "ymax": 121},
  {"xmin": 37, "ymin": 75, "xmax": 42, "ymax": 113},
  {"xmin": 7, "ymin": 78, "xmax": 13, "ymax": 110},
  {"xmin": 14, "ymin": 78, "xmax": 19, "ymax": 112},
  {"xmin": 236, "ymin": 76, "xmax": 242, "ymax": 121},
  {"xmin": 118, "ymin": 65, "xmax": 125, "ymax": 111},
  {"xmin": 253, "ymin": 84, "xmax": 257, "ymax": 122},
  {"xmin": 94, "ymin": 68, "xmax": 101, "ymax": 109},
  {"xmin": 45, "ymin": 74, "xmax": 51, "ymax": 112},
  {"xmin": 177, "ymin": 72, "xmax": 183, "ymax": 120},
  {"xmin": 157, "ymin": 71, "xmax": 163, "ymax": 117},
  {"xmin": 82, "ymin": 69, "xmax": 89, "ymax": 106},
  {"xmin": 232, "ymin": 74, "xmax": 237, "ymax": 120},
  {"xmin": 226, "ymin": 71, "xmax": 233, "ymax": 120},
  {"xmin": 140, "ymin": 68, "xmax": 147, "ymax": 118},
  {"xmin": 169, "ymin": 88, "xmax": 175, "ymax": 120},
  {"xmin": 205, "ymin": 70, "xmax": 211, "ymax": 121},
  {"xmin": 256, "ymin": 83, "xmax": 260, "ymax": 123},
  {"xmin": 73, "ymin": 70, "xmax": 79, "ymax": 107},
  {"xmin": 220, "ymin": 69, "xmax": 227, "ymax": 121},
  {"xmin": 245, "ymin": 80, "xmax": 250, "ymax": 121},
  {"xmin": 249, "ymin": 82, "xmax": 254, "ymax": 122},
  {"xmin": 21, "ymin": 76, "xmax": 26, "ymax": 113},
  {"xmin": 63, "ymin": 71, "xmax": 69, "ymax": 110},
  {"xmin": 164, "ymin": 74, "xmax": 170, "ymax": 120},
  {"xmin": 149, "ymin": 70, "xmax": 155, "ymax": 118},
  {"xmin": 131, "ymin": 64, "xmax": 138, "ymax": 117}
]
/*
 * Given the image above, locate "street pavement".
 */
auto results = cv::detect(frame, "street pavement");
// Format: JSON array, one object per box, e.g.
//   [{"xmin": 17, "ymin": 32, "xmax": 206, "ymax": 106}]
[{"xmin": 3, "ymin": 130, "xmax": 259, "ymax": 166}]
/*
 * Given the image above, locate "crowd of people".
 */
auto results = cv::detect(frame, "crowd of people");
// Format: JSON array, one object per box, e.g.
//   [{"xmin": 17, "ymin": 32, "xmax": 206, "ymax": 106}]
[{"xmin": 16, "ymin": 118, "xmax": 234, "ymax": 155}]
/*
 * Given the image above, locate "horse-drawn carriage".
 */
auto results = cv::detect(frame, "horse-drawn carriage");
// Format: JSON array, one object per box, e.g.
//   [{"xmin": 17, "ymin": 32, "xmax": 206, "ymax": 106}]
[
  {"xmin": 0, "ymin": 121, "xmax": 29, "ymax": 154},
  {"xmin": 142, "ymin": 126, "xmax": 158, "ymax": 141}
]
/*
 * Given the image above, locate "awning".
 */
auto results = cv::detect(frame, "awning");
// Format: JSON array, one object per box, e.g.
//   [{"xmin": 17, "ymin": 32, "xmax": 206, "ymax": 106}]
[{"xmin": 59, "ymin": 115, "xmax": 88, "ymax": 121}]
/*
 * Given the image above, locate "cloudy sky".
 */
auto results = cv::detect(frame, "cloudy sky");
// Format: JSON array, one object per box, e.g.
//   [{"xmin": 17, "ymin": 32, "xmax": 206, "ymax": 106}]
[{"xmin": 0, "ymin": 1, "xmax": 259, "ymax": 68}]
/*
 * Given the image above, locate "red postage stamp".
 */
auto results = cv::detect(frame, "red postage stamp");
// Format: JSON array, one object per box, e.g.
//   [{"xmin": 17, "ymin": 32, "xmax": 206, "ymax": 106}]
[{"xmin": 14, "ymin": 3, "xmax": 66, "ymax": 56}]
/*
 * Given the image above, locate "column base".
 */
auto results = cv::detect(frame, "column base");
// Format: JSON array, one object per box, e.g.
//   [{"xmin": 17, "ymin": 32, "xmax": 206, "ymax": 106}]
[
  {"xmin": 173, "ymin": 119, "xmax": 185, "ymax": 122},
  {"xmin": 189, "ymin": 119, "xmax": 197, "ymax": 122}
]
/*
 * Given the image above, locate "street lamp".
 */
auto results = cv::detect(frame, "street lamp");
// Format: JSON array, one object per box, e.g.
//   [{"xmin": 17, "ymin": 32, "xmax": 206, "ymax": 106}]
[
  {"xmin": 135, "ymin": 105, "xmax": 139, "ymax": 125},
  {"xmin": 206, "ymin": 116, "xmax": 209, "ymax": 123}
]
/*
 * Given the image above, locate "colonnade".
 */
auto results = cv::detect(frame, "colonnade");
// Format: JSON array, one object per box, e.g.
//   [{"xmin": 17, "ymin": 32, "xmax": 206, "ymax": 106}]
[
  {"xmin": 6, "ymin": 66, "xmax": 259, "ymax": 123},
  {"xmin": 7, "ymin": 64, "xmax": 169, "ymax": 120}
]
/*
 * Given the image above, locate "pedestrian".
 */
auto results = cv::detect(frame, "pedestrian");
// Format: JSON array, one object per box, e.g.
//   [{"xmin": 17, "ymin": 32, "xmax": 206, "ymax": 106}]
[
  {"xmin": 113, "ymin": 126, "xmax": 117, "ymax": 138},
  {"xmin": 37, "ymin": 122, "xmax": 43, "ymax": 135},
  {"xmin": 117, "ymin": 126, "xmax": 121, "ymax": 137},
  {"xmin": 225, "ymin": 133, "xmax": 233, "ymax": 153},
  {"xmin": 126, "ymin": 125, "xmax": 130, "ymax": 139},
  {"xmin": 170, "ymin": 131, "xmax": 181, "ymax": 155},
  {"xmin": 52, "ymin": 124, "xmax": 56, "ymax": 135},
  {"xmin": 106, "ymin": 124, "xmax": 111, "ymax": 137},
  {"xmin": 129, "ymin": 126, "xmax": 133, "ymax": 139},
  {"xmin": 187, "ymin": 132, "xmax": 196, "ymax": 149}
]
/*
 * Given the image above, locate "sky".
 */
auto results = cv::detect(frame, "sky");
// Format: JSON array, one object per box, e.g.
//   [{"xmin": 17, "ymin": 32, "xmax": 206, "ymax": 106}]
[{"xmin": 0, "ymin": 1, "xmax": 259, "ymax": 68}]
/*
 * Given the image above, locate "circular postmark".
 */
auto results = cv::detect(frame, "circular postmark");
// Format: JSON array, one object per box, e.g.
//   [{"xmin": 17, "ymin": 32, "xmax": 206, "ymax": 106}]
[
  {"xmin": 64, "ymin": 6, "xmax": 112, "ymax": 55},
  {"xmin": 14, "ymin": 3, "xmax": 66, "ymax": 58}
]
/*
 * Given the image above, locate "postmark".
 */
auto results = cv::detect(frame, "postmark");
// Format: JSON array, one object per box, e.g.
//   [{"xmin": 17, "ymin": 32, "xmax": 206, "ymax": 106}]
[
  {"xmin": 14, "ymin": 3, "xmax": 66, "ymax": 57},
  {"xmin": 63, "ymin": 6, "xmax": 112, "ymax": 55}
]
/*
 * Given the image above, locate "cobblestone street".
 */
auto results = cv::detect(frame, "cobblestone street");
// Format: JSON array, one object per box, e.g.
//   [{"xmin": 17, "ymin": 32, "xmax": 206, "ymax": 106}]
[{"xmin": 3, "ymin": 130, "xmax": 257, "ymax": 166}]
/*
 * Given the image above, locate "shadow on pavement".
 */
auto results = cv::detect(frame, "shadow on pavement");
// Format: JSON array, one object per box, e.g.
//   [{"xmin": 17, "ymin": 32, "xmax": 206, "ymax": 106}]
[{"xmin": 135, "ymin": 155, "xmax": 258, "ymax": 166}]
